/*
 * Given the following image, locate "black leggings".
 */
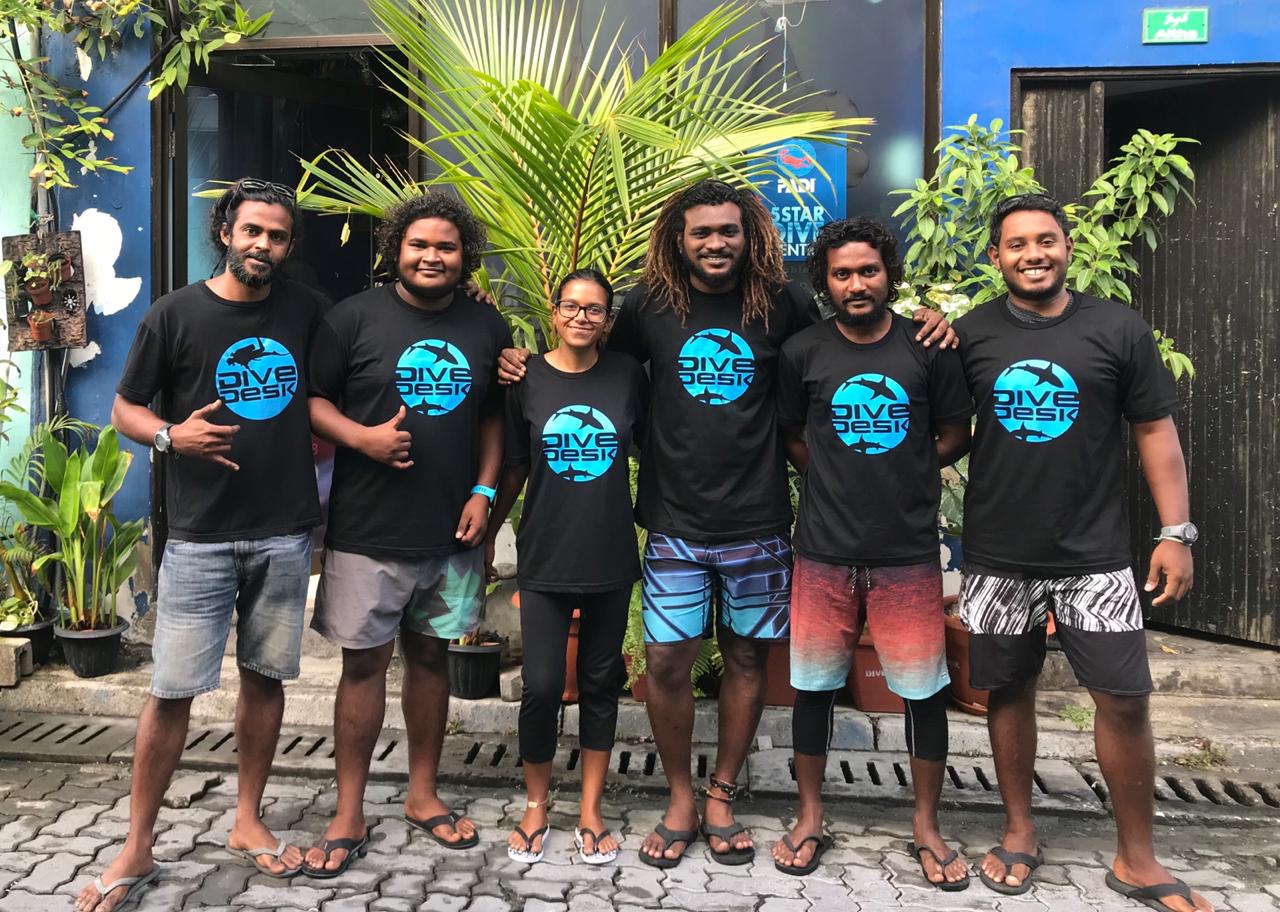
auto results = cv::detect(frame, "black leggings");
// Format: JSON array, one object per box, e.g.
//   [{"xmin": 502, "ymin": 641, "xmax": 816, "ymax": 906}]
[
  {"xmin": 518, "ymin": 587, "xmax": 629, "ymax": 764},
  {"xmin": 793, "ymin": 687, "xmax": 949, "ymax": 762}
]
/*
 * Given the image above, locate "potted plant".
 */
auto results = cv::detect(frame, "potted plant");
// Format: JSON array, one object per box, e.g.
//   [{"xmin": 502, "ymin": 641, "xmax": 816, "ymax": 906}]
[
  {"xmin": 447, "ymin": 629, "xmax": 504, "ymax": 700},
  {"xmin": 26, "ymin": 309, "xmax": 54, "ymax": 343},
  {"xmin": 0, "ymin": 535, "xmax": 55, "ymax": 665},
  {"xmin": 19, "ymin": 252, "xmax": 54, "ymax": 308},
  {"xmin": 0, "ymin": 426, "xmax": 143, "ymax": 678}
]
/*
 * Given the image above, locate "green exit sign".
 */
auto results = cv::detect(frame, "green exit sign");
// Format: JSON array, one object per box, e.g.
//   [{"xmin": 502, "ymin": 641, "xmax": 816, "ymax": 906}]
[{"xmin": 1143, "ymin": 8, "xmax": 1209, "ymax": 43}]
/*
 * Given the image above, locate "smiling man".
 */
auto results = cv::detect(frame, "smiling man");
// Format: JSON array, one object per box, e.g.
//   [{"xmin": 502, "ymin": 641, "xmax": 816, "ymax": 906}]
[{"xmin": 954, "ymin": 194, "xmax": 1208, "ymax": 911}]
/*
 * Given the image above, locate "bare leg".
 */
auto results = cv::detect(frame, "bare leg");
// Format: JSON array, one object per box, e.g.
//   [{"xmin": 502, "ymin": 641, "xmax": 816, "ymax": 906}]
[
  {"xmin": 509, "ymin": 760, "xmax": 551, "ymax": 856},
  {"xmin": 639, "ymin": 638, "xmax": 701, "ymax": 861},
  {"xmin": 577, "ymin": 748, "xmax": 618, "ymax": 856},
  {"xmin": 910, "ymin": 756, "xmax": 969, "ymax": 884},
  {"xmin": 704, "ymin": 625, "xmax": 767, "ymax": 855},
  {"xmin": 771, "ymin": 752, "xmax": 825, "ymax": 868},
  {"xmin": 980, "ymin": 676, "xmax": 1040, "ymax": 889}
]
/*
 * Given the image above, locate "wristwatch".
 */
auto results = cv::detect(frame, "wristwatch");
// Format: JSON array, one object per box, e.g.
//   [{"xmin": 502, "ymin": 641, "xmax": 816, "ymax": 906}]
[
  {"xmin": 153, "ymin": 424, "xmax": 174, "ymax": 454},
  {"xmin": 1156, "ymin": 522, "xmax": 1199, "ymax": 546}
]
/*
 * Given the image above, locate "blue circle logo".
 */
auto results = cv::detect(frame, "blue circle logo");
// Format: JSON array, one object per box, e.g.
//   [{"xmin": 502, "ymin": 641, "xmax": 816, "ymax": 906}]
[
  {"xmin": 777, "ymin": 139, "xmax": 818, "ymax": 178},
  {"xmin": 830, "ymin": 373, "xmax": 910, "ymax": 454},
  {"xmin": 395, "ymin": 339, "xmax": 472, "ymax": 416},
  {"xmin": 993, "ymin": 359, "xmax": 1079, "ymax": 443},
  {"xmin": 677, "ymin": 329, "xmax": 755, "ymax": 406},
  {"xmin": 215, "ymin": 336, "xmax": 298, "ymax": 420},
  {"xmin": 541, "ymin": 405, "xmax": 618, "ymax": 483}
]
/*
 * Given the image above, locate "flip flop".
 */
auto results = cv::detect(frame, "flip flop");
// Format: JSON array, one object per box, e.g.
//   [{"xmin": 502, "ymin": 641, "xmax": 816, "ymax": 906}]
[
  {"xmin": 226, "ymin": 836, "xmax": 302, "ymax": 878},
  {"xmin": 909, "ymin": 841, "xmax": 971, "ymax": 892},
  {"xmin": 701, "ymin": 819, "xmax": 754, "ymax": 865},
  {"xmin": 1106, "ymin": 871, "xmax": 1199, "ymax": 910},
  {"xmin": 300, "ymin": 830, "xmax": 370, "ymax": 879},
  {"xmin": 773, "ymin": 833, "xmax": 834, "ymax": 876},
  {"xmin": 507, "ymin": 825, "xmax": 550, "ymax": 864},
  {"xmin": 978, "ymin": 844, "xmax": 1043, "ymax": 895},
  {"xmin": 88, "ymin": 867, "xmax": 158, "ymax": 910},
  {"xmin": 575, "ymin": 826, "xmax": 619, "ymax": 865},
  {"xmin": 638, "ymin": 821, "xmax": 698, "ymax": 869},
  {"xmin": 406, "ymin": 811, "xmax": 480, "ymax": 849}
]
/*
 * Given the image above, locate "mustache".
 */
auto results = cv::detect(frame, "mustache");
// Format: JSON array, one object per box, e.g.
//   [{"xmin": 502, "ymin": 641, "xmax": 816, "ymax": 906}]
[{"xmin": 842, "ymin": 295, "xmax": 875, "ymax": 304}]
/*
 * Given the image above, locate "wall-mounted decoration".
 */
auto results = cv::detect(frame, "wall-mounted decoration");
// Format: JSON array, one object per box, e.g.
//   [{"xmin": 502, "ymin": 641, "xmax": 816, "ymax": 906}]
[{"xmin": 2, "ymin": 231, "xmax": 88, "ymax": 352}]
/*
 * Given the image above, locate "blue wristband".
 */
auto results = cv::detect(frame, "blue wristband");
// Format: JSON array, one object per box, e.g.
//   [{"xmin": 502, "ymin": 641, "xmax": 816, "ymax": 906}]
[{"xmin": 471, "ymin": 484, "xmax": 496, "ymax": 504}]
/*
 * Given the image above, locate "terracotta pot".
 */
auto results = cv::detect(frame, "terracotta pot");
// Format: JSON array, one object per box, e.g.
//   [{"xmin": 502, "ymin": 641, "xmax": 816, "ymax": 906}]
[
  {"xmin": 846, "ymin": 630, "xmax": 905, "ymax": 714},
  {"xmin": 562, "ymin": 607, "xmax": 581, "ymax": 703},
  {"xmin": 26, "ymin": 312, "xmax": 53, "ymax": 342},
  {"xmin": 943, "ymin": 611, "xmax": 989, "ymax": 715},
  {"xmin": 24, "ymin": 279, "xmax": 52, "ymax": 308},
  {"xmin": 764, "ymin": 638, "xmax": 796, "ymax": 707}
]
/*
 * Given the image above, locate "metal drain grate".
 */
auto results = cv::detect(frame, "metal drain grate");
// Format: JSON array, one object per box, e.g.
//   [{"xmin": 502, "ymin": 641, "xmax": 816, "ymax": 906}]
[
  {"xmin": 1080, "ymin": 763, "xmax": 1280, "ymax": 825},
  {"xmin": 0, "ymin": 712, "xmax": 136, "ymax": 762},
  {"xmin": 747, "ymin": 749, "xmax": 1106, "ymax": 817}
]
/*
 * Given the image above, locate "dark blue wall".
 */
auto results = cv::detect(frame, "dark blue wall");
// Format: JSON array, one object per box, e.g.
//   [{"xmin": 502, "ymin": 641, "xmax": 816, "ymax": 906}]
[{"xmin": 942, "ymin": 0, "xmax": 1280, "ymax": 128}]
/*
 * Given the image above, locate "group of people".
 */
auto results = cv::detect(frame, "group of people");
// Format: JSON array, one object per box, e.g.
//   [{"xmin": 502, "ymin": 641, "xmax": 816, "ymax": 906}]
[{"xmin": 72, "ymin": 174, "xmax": 1209, "ymax": 912}]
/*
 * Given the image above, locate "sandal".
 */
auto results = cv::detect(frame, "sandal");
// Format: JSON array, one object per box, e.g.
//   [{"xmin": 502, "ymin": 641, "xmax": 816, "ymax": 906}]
[
  {"xmin": 87, "ymin": 867, "xmax": 158, "ymax": 910},
  {"xmin": 575, "ymin": 826, "xmax": 619, "ymax": 865},
  {"xmin": 300, "ymin": 830, "xmax": 370, "ymax": 879},
  {"xmin": 226, "ymin": 836, "xmax": 302, "ymax": 878},
  {"xmin": 773, "ymin": 833, "xmax": 834, "ymax": 876},
  {"xmin": 405, "ymin": 810, "xmax": 479, "ymax": 849},
  {"xmin": 638, "ymin": 821, "xmax": 699, "ymax": 869},
  {"xmin": 909, "ymin": 841, "xmax": 970, "ymax": 892},
  {"xmin": 507, "ymin": 825, "xmax": 550, "ymax": 864},
  {"xmin": 701, "ymin": 775, "xmax": 753, "ymax": 865},
  {"xmin": 978, "ymin": 844, "xmax": 1043, "ymax": 895},
  {"xmin": 1106, "ymin": 871, "xmax": 1199, "ymax": 910}
]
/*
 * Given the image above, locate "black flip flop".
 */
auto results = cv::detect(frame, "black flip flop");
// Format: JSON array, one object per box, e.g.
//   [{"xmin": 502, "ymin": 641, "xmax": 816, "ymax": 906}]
[
  {"xmin": 638, "ymin": 821, "xmax": 698, "ymax": 869},
  {"xmin": 300, "ymin": 830, "xmax": 370, "ymax": 879},
  {"xmin": 909, "ymin": 841, "xmax": 971, "ymax": 892},
  {"xmin": 1106, "ymin": 871, "xmax": 1198, "ymax": 910},
  {"xmin": 774, "ymin": 833, "xmax": 834, "ymax": 876},
  {"xmin": 702, "ymin": 819, "xmax": 754, "ymax": 865},
  {"xmin": 406, "ymin": 811, "xmax": 480, "ymax": 849},
  {"xmin": 978, "ymin": 845, "xmax": 1043, "ymax": 895}
]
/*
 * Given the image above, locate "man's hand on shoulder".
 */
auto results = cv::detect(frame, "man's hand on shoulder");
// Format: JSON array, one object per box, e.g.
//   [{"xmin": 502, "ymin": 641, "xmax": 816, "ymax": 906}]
[
  {"xmin": 497, "ymin": 347, "xmax": 530, "ymax": 385},
  {"xmin": 912, "ymin": 308, "xmax": 959, "ymax": 349},
  {"xmin": 465, "ymin": 280, "xmax": 498, "ymax": 308},
  {"xmin": 170, "ymin": 400, "xmax": 240, "ymax": 471}
]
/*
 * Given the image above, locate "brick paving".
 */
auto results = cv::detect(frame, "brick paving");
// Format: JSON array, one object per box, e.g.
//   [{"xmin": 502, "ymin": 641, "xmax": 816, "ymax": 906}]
[{"xmin": 0, "ymin": 758, "xmax": 1276, "ymax": 911}]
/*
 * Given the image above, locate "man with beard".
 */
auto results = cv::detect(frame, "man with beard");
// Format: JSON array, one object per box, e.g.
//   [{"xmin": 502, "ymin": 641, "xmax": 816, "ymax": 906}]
[
  {"xmin": 955, "ymin": 194, "xmax": 1207, "ymax": 911},
  {"xmin": 82, "ymin": 180, "xmax": 324, "ymax": 912},
  {"xmin": 303, "ymin": 192, "xmax": 509, "ymax": 876},
  {"xmin": 772, "ymin": 217, "xmax": 972, "ymax": 883},
  {"xmin": 499, "ymin": 181, "xmax": 954, "ymax": 868}
]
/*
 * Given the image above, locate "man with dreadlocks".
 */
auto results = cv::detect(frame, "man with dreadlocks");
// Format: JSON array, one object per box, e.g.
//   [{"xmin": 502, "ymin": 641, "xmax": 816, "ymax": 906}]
[{"xmin": 500, "ymin": 179, "xmax": 953, "ymax": 868}]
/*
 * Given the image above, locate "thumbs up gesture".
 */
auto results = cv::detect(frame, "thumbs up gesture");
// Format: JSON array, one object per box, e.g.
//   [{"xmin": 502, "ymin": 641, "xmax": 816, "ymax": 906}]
[{"xmin": 359, "ymin": 405, "xmax": 414, "ymax": 469}]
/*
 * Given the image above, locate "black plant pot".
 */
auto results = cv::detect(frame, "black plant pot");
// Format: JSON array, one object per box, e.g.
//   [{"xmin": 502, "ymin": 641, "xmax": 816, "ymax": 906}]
[
  {"xmin": 447, "ymin": 642, "xmax": 502, "ymax": 700},
  {"xmin": 11, "ymin": 618, "xmax": 55, "ymax": 666},
  {"xmin": 55, "ymin": 621, "xmax": 128, "ymax": 678}
]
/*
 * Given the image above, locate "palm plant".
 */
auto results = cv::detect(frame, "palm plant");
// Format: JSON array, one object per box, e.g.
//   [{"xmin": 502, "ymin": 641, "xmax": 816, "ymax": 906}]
[{"xmin": 297, "ymin": 0, "xmax": 872, "ymax": 346}]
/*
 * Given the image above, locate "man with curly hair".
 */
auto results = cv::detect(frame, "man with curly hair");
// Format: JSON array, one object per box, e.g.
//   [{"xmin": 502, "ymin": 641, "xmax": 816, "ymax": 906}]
[
  {"xmin": 303, "ymin": 191, "xmax": 510, "ymax": 876},
  {"xmin": 773, "ymin": 216, "xmax": 972, "ymax": 883},
  {"xmin": 500, "ymin": 180, "xmax": 955, "ymax": 868}
]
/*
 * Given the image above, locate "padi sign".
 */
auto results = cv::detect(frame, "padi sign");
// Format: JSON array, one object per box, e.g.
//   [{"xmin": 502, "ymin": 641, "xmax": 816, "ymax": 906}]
[
  {"xmin": 1142, "ymin": 8, "xmax": 1209, "ymax": 44},
  {"xmin": 756, "ymin": 138, "xmax": 847, "ymax": 261}
]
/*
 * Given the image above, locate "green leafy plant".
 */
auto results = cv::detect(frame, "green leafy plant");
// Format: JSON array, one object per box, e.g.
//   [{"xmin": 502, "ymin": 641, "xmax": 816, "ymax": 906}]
[
  {"xmin": 19, "ymin": 251, "xmax": 52, "ymax": 284},
  {"xmin": 296, "ymin": 0, "xmax": 871, "ymax": 346},
  {"xmin": 1058, "ymin": 702, "xmax": 1095, "ymax": 732},
  {"xmin": 0, "ymin": 425, "xmax": 143, "ymax": 630},
  {"xmin": 1174, "ymin": 738, "xmax": 1228, "ymax": 770}
]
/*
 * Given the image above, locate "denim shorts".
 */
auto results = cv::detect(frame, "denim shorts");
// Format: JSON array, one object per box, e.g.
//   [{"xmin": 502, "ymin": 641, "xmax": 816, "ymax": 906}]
[{"xmin": 151, "ymin": 531, "xmax": 313, "ymax": 699}]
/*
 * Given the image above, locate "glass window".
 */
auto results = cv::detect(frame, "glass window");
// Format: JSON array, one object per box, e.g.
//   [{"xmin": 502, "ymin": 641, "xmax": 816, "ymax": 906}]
[{"xmin": 241, "ymin": 1, "xmax": 376, "ymax": 38}]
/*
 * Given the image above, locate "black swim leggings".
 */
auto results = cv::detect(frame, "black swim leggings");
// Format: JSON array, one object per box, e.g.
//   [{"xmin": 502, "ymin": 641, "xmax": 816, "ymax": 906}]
[
  {"xmin": 793, "ymin": 687, "xmax": 949, "ymax": 762},
  {"xmin": 518, "ymin": 587, "xmax": 629, "ymax": 764}
]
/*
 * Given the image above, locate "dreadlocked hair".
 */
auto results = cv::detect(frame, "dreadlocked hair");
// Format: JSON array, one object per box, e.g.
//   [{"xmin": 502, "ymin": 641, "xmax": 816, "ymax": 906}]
[{"xmin": 641, "ymin": 179, "xmax": 787, "ymax": 329}]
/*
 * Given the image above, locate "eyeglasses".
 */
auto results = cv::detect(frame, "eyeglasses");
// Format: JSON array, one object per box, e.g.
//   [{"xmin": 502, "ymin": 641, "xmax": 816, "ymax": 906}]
[
  {"xmin": 553, "ymin": 300, "xmax": 609, "ymax": 322},
  {"xmin": 232, "ymin": 178, "xmax": 297, "ymax": 200}
]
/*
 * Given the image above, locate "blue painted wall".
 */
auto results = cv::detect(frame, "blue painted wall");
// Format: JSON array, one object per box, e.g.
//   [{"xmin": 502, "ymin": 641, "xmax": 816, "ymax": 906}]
[
  {"xmin": 49, "ymin": 33, "xmax": 153, "ymax": 523},
  {"xmin": 942, "ymin": 0, "xmax": 1280, "ymax": 128}
]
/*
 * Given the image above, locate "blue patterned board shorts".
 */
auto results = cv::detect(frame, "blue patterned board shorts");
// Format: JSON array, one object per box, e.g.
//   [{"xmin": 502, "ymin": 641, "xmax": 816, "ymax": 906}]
[{"xmin": 641, "ymin": 532, "xmax": 792, "ymax": 644}]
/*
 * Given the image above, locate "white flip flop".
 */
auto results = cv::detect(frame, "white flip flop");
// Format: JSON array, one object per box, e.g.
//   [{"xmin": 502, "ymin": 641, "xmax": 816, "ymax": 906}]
[
  {"xmin": 575, "ymin": 826, "xmax": 619, "ymax": 865},
  {"xmin": 507, "ymin": 824, "xmax": 550, "ymax": 863},
  {"xmin": 226, "ymin": 835, "xmax": 302, "ymax": 877},
  {"xmin": 90, "ymin": 867, "xmax": 158, "ymax": 910}
]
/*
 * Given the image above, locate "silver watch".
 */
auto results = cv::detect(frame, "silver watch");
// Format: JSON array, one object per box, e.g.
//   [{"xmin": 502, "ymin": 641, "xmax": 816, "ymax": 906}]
[
  {"xmin": 153, "ymin": 424, "xmax": 174, "ymax": 453},
  {"xmin": 1156, "ymin": 522, "xmax": 1198, "ymax": 545}
]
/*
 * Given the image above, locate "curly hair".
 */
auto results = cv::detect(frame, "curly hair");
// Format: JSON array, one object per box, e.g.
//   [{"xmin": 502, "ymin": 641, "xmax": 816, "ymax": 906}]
[
  {"xmin": 209, "ymin": 179, "xmax": 301, "ymax": 255},
  {"xmin": 806, "ymin": 216, "xmax": 903, "ymax": 304},
  {"xmin": 376, "ymin": 191, "xmax": 488, "ymax": 280},
  {"xmin": 641, "ymin": 179, "xmax": 787, "ymax": 329},
  {"xmin": 988, "ymin": 192, "xmax": 1069, "ymax": 249}
]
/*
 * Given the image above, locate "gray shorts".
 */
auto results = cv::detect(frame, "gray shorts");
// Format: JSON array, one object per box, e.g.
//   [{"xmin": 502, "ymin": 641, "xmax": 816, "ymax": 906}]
[{"xmin": 311, "ymin": 546, "xmax": 486, "ymax": 649}]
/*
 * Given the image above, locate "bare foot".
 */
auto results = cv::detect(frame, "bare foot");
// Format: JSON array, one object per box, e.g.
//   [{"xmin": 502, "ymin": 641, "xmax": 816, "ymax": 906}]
[
  {"xmin": 911, "ymin": 819, "xmax": 968, "ymax": 885},
  {"xmin": 1112, "ymin": 856, "xmax": 1215, "ymax": 912},
  {"xmin": 770, "ymin": 811, "xmax": 823, "ymax": 869},
  {"xmin": 302, "ymin": 814, "xmax": 366, "ymax": 873},
  {"xmin": 227, "ymin": 816, "xmax": 302, "ymax": 875},
  {"xmin": 980, "ymin": 827, "xmax": 1038, "ymax": 889},
  {"xmin": 74, "ymin": 843, "xmax": 154, "ymax": 912},
  {"xmin": 507, "ymin": 802, "xmax": 548, "ymax": 857},
  {"xmin": 640, "ymin": 797, "xmax": 698, "ymax": 862},
  {"xmin": 406, "ymin": 795, "xmax": 476, "ymax": 845},
  {"xmin": 577, "ymin": 807, "xmax": 618, "ymax": 857},
  {"xmin": 702, "ymin": 781, "xmax": 752, "ymax": 856}
]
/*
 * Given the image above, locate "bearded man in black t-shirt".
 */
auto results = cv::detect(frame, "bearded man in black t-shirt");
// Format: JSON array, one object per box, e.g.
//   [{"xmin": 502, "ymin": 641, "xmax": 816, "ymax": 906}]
[
  {"xmin": 81, "ymin": 180, "xmax": 324, "ymax": 911},
  {"xmin": 500, "ymin": 180, "xmax": 955, "ymax": 869},
  {"xmin": 955, "ymin": 194, "xmax": 1208, "ymax": 911}
]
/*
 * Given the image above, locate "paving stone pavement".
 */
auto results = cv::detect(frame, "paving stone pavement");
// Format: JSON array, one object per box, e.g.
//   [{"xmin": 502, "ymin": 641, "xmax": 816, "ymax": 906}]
[{"xmin": 0, "ymin": 759, "xmax": 1276, "ymax": 911}]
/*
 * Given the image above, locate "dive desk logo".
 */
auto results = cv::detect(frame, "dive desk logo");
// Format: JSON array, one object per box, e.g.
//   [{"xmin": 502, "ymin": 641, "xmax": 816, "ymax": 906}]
[
  {"xmin": 993, "ymin": 359, "xmax": 1079, "ymax": 443},
  {"xmin": 541, "ymin": 405, "xmax": 618, "ymax": 483},
  {"xmin": 216, "ymin": 337, "xmax": 298, "ymax": 420},
  {"xmin": 677, "ymin": 328, "xmax": 754, "ymax": 406},
  {"xmin": 396, "ymin": 339, "xmax": 471, "ymax": 416},
  {"xmin": 831, "ymin": 373, "xmax": 909, "ymax": 455}
]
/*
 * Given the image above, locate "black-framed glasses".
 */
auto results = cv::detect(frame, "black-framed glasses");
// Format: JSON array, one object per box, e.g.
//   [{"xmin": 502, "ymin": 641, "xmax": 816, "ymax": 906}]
[
  {"xmin": 553, "ymin": 300, "xmax": 609, "ymax": 322},
  {"xmin": 232, "ymin": 178, "xmax": 297, "ymax": 200}
]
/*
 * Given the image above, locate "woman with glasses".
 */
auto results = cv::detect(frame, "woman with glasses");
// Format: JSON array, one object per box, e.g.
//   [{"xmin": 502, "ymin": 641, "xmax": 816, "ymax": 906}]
[{"xmin": 484, "ymin": 269, "xmax": 647, "ymax": 865}]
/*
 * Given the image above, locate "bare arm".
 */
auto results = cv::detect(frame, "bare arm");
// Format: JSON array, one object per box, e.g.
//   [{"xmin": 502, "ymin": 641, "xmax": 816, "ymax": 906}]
[
  {"xmin": 1133, "ymin": 416, "xmax": 1193, "ymax": 606},
  {"xmin": 457, "ymin": 407, "xmax": 505, "ymax": 547},
  {"xmin": 308, "ymin": 397, "xmax": 412, "ymax": 469},
  {"xmin": 934, "ymin": 421, "xmax": 971, "ymax": 468},
  {"xmin": 782, "ymin": 424, "xmax": 809, "ymax": 475},
  {"xmin": 112, "ymin": 394, "xmax": 240, "ymax": 470}
]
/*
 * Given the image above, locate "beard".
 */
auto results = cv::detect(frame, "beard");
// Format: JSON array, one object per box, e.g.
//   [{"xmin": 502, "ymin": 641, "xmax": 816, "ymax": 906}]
[
  {"xmin": 227, "ymin": 247, "xmax": 279, "ymax": 289},
  {"xmin": 1006, "ymin": 267, "xmax": 1067, "ymax": 302},
  {"xmin": 683, "ymin": 250, "xmax": 743, "ymax": 291},
  {"xmin": 834, "ymin": 295, "xmax": 890, "ymax": 328}
]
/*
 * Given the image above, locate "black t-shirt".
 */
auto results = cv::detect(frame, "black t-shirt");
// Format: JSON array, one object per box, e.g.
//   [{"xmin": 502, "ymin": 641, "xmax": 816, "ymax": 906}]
[
  {"xmin": 954, "ymin": 292, "xmax": 1180, "ymax": 574},
  {"xmin": 505, "ymin": 351, "xmax": 648, "ymax": 592},
  {"xmin": 608, "ymin": 282, "xmax": 819, "ymax": 541},
  {"xmin": 116, "ymin": 280, "xmax": 324, "ymax": 542},
  {"xmin": 778, "ymin": 314, "xmax": 972, "ymax": 565},
  {"xmin": 308, "ymin": 285, "xmax": 512, "ymax": 558}
]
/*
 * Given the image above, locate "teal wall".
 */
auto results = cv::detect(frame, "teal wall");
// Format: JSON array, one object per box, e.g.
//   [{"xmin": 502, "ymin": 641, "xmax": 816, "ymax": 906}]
[{"xmin": 0, "ymin": 43, "xmax": 34, "ymax": 480}]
